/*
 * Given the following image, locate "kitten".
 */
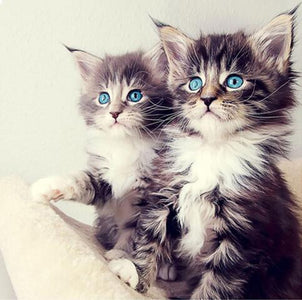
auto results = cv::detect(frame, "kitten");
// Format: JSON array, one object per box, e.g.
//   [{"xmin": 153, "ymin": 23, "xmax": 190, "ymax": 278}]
[
  {"xmin": 31, "ymin": 45, "xmax": 171, "ymax": 261},
  {"xmin": 110, "ymin": 9, "xmax": 302, "ymax": 299}
]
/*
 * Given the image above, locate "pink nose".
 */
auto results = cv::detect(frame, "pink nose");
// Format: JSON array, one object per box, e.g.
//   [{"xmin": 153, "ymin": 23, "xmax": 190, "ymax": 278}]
[{"xmin": 110, "ymin": 111, "xmax": 121, "ymax": 119}]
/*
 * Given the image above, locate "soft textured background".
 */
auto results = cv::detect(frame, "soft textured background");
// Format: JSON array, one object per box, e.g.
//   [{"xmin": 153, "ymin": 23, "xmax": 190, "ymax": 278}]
[{"xmin": 0, "ymin": 0, "xmax": 301, "ymax": 298}]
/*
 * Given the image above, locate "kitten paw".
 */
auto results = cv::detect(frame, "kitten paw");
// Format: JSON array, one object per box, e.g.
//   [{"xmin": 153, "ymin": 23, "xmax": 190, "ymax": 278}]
[
  {"xmin": 105, "ymin": 249, "xmax": 127, "ymax": 261},
  {"xmin": 108, "ymin": 258, "xmax": 139, "ymax": 289},
  {"xmin": 30, "ymin": 176, "xmax": 75, "ymax": 203},
  {"xmin": 157, "ymin": 263, "xmax": 177, "ymax": 281}
]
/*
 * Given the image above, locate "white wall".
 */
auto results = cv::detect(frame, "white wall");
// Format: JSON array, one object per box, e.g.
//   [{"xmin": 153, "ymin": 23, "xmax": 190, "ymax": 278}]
[{"xmin": 0, "ymin": 0, "xmax": 301, "ymax": 298}]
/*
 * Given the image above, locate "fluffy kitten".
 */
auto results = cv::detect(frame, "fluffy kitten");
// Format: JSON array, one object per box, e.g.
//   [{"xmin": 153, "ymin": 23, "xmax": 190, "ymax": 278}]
[
  {"xmin": 110, "ymin": 9, "xmax": 302, "ymax": 299},
  {"xmin": 31, "ymin": 45, "xmax": 171, "ymax": 259}
]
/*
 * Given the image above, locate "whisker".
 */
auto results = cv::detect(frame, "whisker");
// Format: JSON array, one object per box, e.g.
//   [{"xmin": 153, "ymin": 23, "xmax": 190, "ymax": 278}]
[
  {"xmin": 249, "ymin": 107, "xmax": 288, "ymax": 116},
  {"xmin": 254, "ymin": 80, "xmax": 290, "ymax": 104}
]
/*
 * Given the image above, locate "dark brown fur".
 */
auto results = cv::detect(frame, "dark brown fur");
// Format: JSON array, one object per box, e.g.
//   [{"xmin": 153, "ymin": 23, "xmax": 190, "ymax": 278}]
[{"xmin": 127, "ymin": 9, "xmax": 302, "ymax": 299}]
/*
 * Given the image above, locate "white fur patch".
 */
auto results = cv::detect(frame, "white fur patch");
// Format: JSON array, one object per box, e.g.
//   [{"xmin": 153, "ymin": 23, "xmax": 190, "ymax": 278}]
[
  {"xmin": 178, "ymin": 198, "xmax": 215, "ymax": 257},
  {"xmin": 86, "ymin": 128, "xmax": 156, "ymax": 198},
  {"xmin": 167, "ymin": 128, "xmax": 265, "ymax": 257}
]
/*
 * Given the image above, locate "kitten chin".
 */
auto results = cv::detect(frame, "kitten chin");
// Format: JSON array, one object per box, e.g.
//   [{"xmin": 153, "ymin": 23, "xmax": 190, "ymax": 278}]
[
  {"xmin": 104, "ymin": 123, "xmax": 135, "ymax": 138},
  {"xmin": 188, "ymin": 114, "xmax": 246, "ymax": 141}
]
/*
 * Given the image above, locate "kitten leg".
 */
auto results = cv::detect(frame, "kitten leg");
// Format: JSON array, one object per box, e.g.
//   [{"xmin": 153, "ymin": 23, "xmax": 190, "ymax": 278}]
[
  {"xmin": 105, "ymin": 249, "xmax": 127, "ymax": 260},
  {"xmin": 30, "ymin": 171, "xmax": 111, "ymax": 205},
  {"xmin": 105, "ymin": 229, "xmax": 133, "ymax": 260},
  {"xmin": 108, "ymin": 239, "xmax": 159, "ymax": 293},
  {"xmin": 107, "ymin": 205, "xmax": 170, "ymax": 292},
  {"xmin": 132, "ymin": 205, "xmax": 171, "ymax": 292},
  {"xmin": 191, "ymin": 226, "xmax": 246, "ymax": 299}
]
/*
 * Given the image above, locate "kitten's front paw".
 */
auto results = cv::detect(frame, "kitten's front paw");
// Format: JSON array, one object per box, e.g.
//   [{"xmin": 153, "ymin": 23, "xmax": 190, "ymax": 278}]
[
  {"xmin": 30, "ymin": 176, "xmax": 75, "ymax": 203},
  {"xmin": 108, "ymin": 258, "xmax": 139, "ymax": 289}
]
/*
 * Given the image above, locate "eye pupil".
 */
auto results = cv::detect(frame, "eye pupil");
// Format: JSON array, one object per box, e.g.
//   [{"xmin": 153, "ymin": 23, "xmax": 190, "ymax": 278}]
[
  {"xmin": 226, "ymin": 75, "xmax": 243, "ymax": 89},
  {"xmin": 189, "ymin": 77, "xmax": 203, "ymax": 91},
  {"xmin": 128, "ymin": 90, "xmax": 142, "ymax": 102},
  {"xmin": 99, "ymin": 92, "xmax": 110, "ymax": 104}
]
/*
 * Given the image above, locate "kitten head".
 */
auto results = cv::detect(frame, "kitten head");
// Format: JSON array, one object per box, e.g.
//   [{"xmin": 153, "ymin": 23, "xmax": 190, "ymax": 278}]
[
  {"xmin": 67, "ymin": 45, "xmax": 170, "ymax": 138},
  {"xmin": 155, "ymin": 9, "xmax": 297, "ymax": 140}
]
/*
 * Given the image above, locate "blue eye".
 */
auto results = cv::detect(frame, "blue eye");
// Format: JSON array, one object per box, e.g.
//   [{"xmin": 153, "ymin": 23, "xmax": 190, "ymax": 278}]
[
  {"xmin": 128, "ymin": 90, "xmax": 143, "ymax": 102},
  {"xmin": 189, "ymin": 77, "xmax": 203, "ymax": 91},
  {"xmin": 98, "ymin": 92, "xmax": 110, "ymax": 104},
  {"xmin": 226, "ymin": 75, "xmax": 244, "ymax": 89}
]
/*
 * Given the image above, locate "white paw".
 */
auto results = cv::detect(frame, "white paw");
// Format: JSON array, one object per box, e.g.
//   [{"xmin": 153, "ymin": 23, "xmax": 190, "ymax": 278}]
[
  {"xmin": 108, "ymin": 258, "xmax": 139, "ymax": 289},
  {"xmin": 105, "ymin": 249, "xmax": 127, "ymax": 261},
  {"xmin": 30, "ymin": 176, "xmax": 75, "ymax": 203}
]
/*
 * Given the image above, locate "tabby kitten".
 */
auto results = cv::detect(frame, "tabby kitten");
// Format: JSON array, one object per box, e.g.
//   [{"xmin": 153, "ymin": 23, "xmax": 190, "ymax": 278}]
[
  {"xmin": 110, "ymin": 10, "xmax": 302, "ymax": 299},
  {"xmin": 31, "ymin": 45, "xmax": 171, "ymax": 260}
]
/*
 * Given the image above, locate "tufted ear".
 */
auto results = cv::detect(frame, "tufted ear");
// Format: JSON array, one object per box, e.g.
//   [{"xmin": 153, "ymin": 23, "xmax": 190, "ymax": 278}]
[
  {"xmin": 64, "ymin": 45, "xmax": 103, "ymax": 81},
  {"xmin": 249, "ymin": 9, "xmax": 296, "ymax": 73},
  {"xmin": 143, "ymin": 42, "xmax": 168, "ymax": 77},
  {"xmin": 151, "ymin": 18, "xmax": 194, "ymax": 78}
]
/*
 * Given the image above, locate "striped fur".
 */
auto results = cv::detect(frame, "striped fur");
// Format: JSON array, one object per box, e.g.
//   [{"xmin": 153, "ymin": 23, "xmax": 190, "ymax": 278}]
[{"xmin": 119, "ymin": 9, "xmax": 302, "ymax": 299}]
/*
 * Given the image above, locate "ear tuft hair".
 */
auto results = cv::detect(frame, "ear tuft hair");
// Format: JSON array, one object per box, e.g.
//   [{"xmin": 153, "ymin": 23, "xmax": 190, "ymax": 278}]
[
  {"xmin": 249, "ymin": 8, "xmax": 297, "ymax": 73},
  {"xmin": 143, "ymin": 43, "xmax": 168, "ymax": 77},
  {"xmin": 63, "ymin": 44, "xmax": 80, "ymax": 53},
  {"xmin": 64, "ymin": 45, "xmax": 102, "ymax": 81},
  {"xmin": 156, "ymin": 25, "xmax": 194, "ymax": 78},
  {"xmin": 149, "ymin": 15, "xmax": 168, "ymax": 28},
  {"xmin": 288, "ymin": 3, "xmax": 301, "ymax": 16}
]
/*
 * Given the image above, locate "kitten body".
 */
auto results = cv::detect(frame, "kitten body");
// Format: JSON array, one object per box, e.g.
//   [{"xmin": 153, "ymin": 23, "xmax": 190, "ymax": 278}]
[
  {"xmin": 87, "ymin": 126, "xmax": 157, "ymax": 251},
  {"xmin": 31, "ymin": 47, "xmax": 171, "ymax": 257},
  {"xmin": 111, "ymin": 10, "xmax": 302, "ymax": 299}
]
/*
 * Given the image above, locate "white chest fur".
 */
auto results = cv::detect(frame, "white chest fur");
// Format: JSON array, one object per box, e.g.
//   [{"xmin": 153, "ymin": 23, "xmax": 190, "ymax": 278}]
[
  {"xmin": 86, "ymin": 129, "xmax": 156, "ymax": 198},
  {"xmin": 170, "ymin": 132, "xmax": 264, "ymax": 257}
]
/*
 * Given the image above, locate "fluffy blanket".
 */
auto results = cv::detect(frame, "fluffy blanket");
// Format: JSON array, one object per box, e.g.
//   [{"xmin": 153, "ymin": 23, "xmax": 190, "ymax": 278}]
[{"xmin": 0, "ymin": 159, "xmax": 301, "ymax": 299}]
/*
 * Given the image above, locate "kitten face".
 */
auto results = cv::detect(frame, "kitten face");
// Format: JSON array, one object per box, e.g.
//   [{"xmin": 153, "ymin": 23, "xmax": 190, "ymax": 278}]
[
  {"xmin": 68, "ymin": 47, "xmax": 170, "ymax": 137},
  {"xmin": 158, "ymin": 13, "xmax": 295, "ymax": 139}
]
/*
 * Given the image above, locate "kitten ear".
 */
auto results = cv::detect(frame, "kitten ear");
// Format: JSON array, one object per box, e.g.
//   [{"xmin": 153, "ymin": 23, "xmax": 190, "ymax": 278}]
[
  {"xmin": 143, "ymin": 43, "xmax": 168, "ymax": 77},
  {"xmin": 152, "ymin": 19, "xmax": 194, "ymax": 77},
  {"xmin": 249, "ymin": 9, "xmax": 296, "ymax": 72},
  {"xmin": 64, "ymin": 45, "xmax": 103, "ymax": 81}
]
